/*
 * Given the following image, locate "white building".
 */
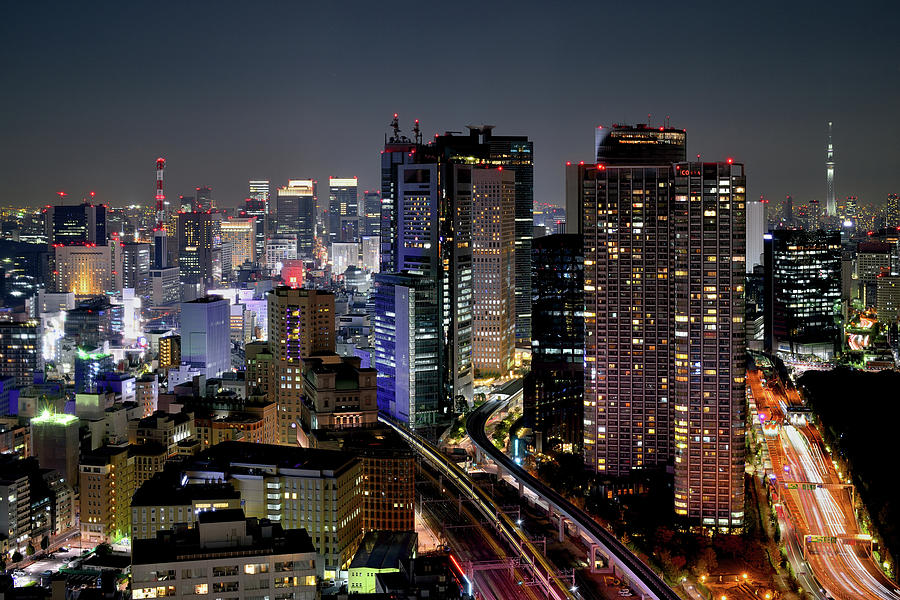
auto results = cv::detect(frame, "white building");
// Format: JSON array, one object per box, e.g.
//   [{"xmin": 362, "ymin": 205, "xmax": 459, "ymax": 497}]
[{"xmin": 131, "ymin": 509, "xmax": 317, "ymax": 600}]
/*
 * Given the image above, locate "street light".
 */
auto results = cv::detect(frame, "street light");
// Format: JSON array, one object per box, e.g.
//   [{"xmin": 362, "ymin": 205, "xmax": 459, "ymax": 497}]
[{"xmin": 742, "ymin": 573, "xmax": 748, "ymax": 580}]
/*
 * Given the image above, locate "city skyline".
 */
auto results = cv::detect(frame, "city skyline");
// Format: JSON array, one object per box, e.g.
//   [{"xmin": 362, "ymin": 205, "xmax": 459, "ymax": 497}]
[{"xmin": 2, "ymin": 2, "xmax": 898, "ymax": 209}]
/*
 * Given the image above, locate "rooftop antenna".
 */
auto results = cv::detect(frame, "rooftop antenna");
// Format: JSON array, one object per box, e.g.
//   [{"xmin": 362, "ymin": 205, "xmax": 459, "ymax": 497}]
[
  {"xmin": 647, "ymin": 113, "xmax": 652, "ymax": 126},
  {"xmin": 413, "ymin": 119, "xmax": 422, "ymax": 144},
  {"xmin": 665, "ymin": 115, "xmax": 670, "ymax": 128},
  {"xmin": 390, "ymin": 113, "xmax": 401, "ymax": 142}
]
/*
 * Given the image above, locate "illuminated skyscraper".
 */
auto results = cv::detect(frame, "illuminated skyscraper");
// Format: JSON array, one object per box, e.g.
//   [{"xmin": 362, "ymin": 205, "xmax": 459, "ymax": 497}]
[
  {"xmin": 471, "ymin": 167, "xmax": 516, "ymax": 376},
  {"xmin": 671, "ymin": 161, "xmax": 746, "ymax": 530},
  {"xmin": 329, "ymin": 177, "xmax": 359, "ymax": 243},
  {"xmin": 887, "ymin": 193, "xmax": 900, "ymax": 230},
  {"xmin": 176, "ymin": 212, "xmax": 222, "ymax": 286},
  {"xmin": 266, "ymin": 287, "xmax": 335, "ymax": 444},
  {"xmin": 249, "ymin": 180, "xmax": 270, "ymax": 212},
  {"xmin": 275, "ymin": 179, "xmax": 317, "ymax": 258},
  {"xmin": 575, "ymin": 124, "xmax": 745, "ymax": 529},
  {"xmin": 54, "ymin": 241, "xmax": 123, "ymax": 297},
  {"xmin": 220, "ymin": 217, "xmax": 257, "ymax": 269}
]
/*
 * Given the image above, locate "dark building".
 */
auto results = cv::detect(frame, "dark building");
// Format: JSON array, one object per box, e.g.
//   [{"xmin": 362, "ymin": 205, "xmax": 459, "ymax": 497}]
[
  {"xmin": 64, "ymin": 298, "xmax": 113, "ymax": 348},
  {"xmin": 195, "ymin": 185, "xmax": 213, "ymax": 211},
  {"xmin": 524, "ymin": 234, "xmax": 583, "ymax": 453},
  {"xmin": 764, "ymin": 229, "xmax": 841, "ymax": 358},
  {"xmin": 363, "ymin": 190, "xmax": 382, "ymax": 237},
  {"xmin": 43, "ymin": 202, "xmax": 106, "ymax": 245}
]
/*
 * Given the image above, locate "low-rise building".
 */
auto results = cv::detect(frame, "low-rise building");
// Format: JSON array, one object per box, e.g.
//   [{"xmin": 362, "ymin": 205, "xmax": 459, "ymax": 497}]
[
  {"xmin": 182, "ymin": 441, "xmax": 362, "ymax": 578},
  {"xmin": 131, "ymin": 509, "xmax": 317, "ymax": 600},
  {"xmin": 348, "ymin": 530, "xmax": 417, "ymax": 595},
  {"xmin": 131, "ymin": 474, "xmax": 241, "ymax": 541}
]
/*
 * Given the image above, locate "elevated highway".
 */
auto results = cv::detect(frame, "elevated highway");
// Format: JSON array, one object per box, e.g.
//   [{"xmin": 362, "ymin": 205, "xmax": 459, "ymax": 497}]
[
  {"xmin": 379, "ymin": 414, "xmax": 578, "ymax": 600},
  {"xmin": 467, "ymin": 399, "xmax": 680, "ymax": 600}
]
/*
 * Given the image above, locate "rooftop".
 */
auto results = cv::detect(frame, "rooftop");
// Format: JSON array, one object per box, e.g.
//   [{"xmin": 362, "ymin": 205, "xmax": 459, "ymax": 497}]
[
  {"xmin": 189, "ymin": 440, "xmax": 357, "ymax": 477},
  {"xmin": 350, "ymin": 530, "xmax": 417, "ymax": 571}
]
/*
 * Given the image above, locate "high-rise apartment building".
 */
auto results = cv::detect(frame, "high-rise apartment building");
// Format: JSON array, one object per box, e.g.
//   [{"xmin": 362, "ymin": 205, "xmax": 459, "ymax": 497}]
[
  {"xmin": 763, "ymin": 230, "xmax": 841, "ymax": 358},
  {"xmin": 472, "ymin": 167, "xmax": 516, "ymax": 376},
  {"xmin": 54, "ymin": 241, "xmax": 123, "ymax": 296},
  {"xmin": 329, "ymin": 177, "xmax": 359, "ymax": 243},
  {"xmin": 274, "ymin": 179, "xmax": 317, "ymax": 258},
  {"xmin": 887, "ymin": 193, "xmax": 900, "ymax": 230},
  {"xmin": 876, "ymin": 275, "xmax": 900, "ymax": 324},
  {"xmin": 177, "ymin": 212, "xmax": 222, "ymax": 286},
  {"xmin": 524, "ymin": 234, "xmax": 584, "ymax": 453},
  {"xmin": 0, "ymin": 320, "xmax": 42, "ymax": 387},
  {"xmin": 43, "ymin": 202, "xmax": 106, "ymax": 245},
  {"xmin": 220, "ymin": 217, "xmax": 257, "ymax": 269},
  {"xmin": 671, "ymin": 161, "xmax": 746, "ymax": 530},
  {"xmin": 181, "ymin": 296, "xmax": 230, "ymax": 379},
  {"xmin": 267, "ymin": 287, "xmax": 335, "ymax": 444},
  {"xmin": 575, "ymin": 124, "xmax": 745, "ymax": 529}
]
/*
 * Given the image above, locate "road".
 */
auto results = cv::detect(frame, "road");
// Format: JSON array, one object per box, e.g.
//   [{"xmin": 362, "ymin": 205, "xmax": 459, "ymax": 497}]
[
  {"xmin": 749, "ymin": 368, "xmax": 900, "ymax": 600},
  {"xmin": 467, "ymin": 400, "xmax": 680, "ymax": 600}
]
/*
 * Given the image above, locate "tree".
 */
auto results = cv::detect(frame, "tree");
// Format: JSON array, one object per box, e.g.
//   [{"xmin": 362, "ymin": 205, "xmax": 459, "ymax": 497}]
[
  {"xmin": 26, "ymin": 544, "xmax": 35, "ymax": 557},
  {"xmin": 95, "ymin": 543, "xmax": 113, "ymax": 557},
  {"xmin": 40, "ymin": 536, "xmax": 49, "ymax": 551},
  {"xmin": 12, "ymin": 551, "xmax": 23, "ymax": 563}
]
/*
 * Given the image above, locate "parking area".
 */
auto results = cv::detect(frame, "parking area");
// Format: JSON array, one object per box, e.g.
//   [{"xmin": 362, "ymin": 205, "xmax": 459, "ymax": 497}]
[{"xmin": 9, "ymin": 549, "xmax": 80, "ymax": 587}]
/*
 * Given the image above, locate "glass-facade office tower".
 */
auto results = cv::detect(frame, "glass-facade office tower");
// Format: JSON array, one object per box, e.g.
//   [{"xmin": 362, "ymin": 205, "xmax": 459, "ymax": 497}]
[
  {"xmin": 122, "ymin": 242, "xmax": 151, "ymax": 299},
  {"xmin": 524, "ymin": 234, "xmax": 584, "ymax": 453},
  {"xmin": 43, "ymin": 202, "xmax": 106, "ymax": 245},
  {"xmin": 274, "ymin": 180, "xmax": 317, "ymax": 259},
  {"xmin": 671, "ymin": 161, "xmax": 746, "ymax": 530},
  {"xmin": 482, "ymin": 132, "xmax": 534, "ymax": 345},
  {"xmin": 764, "ymin": 229, "xmax": 841, "ymax": 357},
  {"xmin": 329, "ymin": 177, "xmax": 359, "ymax": 243},
  {"xmin": 181, "ymin": 295, "xmax": 230, "ymax": 379},
  {"xmin": 249, "ymin": 180, "xmax": 270, "ymax": 213},
  {"xmin": 373, "ymin": 272, "xmax": 441, "ymax": 431},
  {"xmin": 472, "ymin": 168, "xmax": 516, "ymax": 376},
  {"xmin": 363, "ymin": 190, "xmax": 381, "ymax": 237},
  {"xmin": 247, "ymin": 180, "xmax": 270, "ymax": 264},
  {"xmin": 176, "ymin": 212, "xmax": 221, "ymax": 286}
]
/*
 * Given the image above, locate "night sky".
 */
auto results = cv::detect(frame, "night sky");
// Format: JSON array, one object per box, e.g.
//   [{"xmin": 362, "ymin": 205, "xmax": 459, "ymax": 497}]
[{"xmin": 2, "ymin": 1, "xmax": 898, "ymax": 210}]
